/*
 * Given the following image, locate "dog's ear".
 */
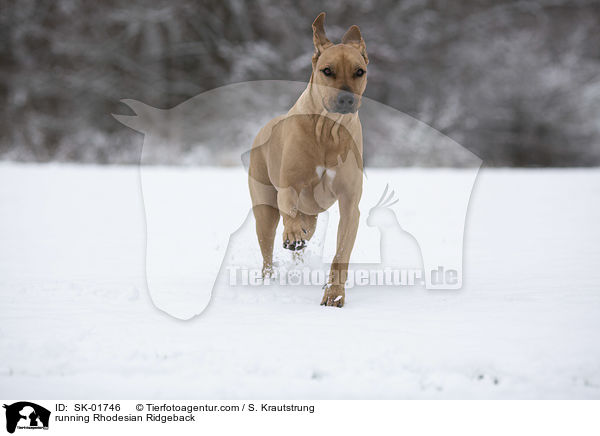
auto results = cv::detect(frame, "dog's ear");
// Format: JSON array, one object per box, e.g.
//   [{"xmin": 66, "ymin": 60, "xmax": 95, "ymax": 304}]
[
  {"xmin": 312, "ymin": 12, "xmax": 333, "ymax": 65},
  {"xmin": 342, "ymin": 25, "xmax": 368, "ymax": 64}
]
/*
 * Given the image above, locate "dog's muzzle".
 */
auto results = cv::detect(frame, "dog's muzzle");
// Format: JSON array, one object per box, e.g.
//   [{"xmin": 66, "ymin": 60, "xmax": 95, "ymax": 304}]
[{"xmin": 333, "ymin": 91, "xmax": 357, "ymax": 114}]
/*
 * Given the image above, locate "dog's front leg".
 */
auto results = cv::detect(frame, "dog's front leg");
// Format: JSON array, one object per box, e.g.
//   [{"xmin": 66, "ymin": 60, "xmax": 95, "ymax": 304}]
[
  {"xmin": 277, "ymin": 185, "xmax": 299, "ymax": 218},
  {"xmin": 321, "ymin": 193, "xmax": 360, "ymax": 307}
]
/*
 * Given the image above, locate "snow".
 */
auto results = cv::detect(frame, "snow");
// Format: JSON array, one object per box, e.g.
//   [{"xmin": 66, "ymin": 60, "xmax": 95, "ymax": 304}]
[{"xmin": 1, "ymin": 163, "xmax": 599, "ymax": 399}]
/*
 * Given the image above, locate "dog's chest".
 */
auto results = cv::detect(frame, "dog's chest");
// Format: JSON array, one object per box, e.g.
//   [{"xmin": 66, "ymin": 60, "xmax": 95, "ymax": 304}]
[{"xmin": 315, "ymin": 165, "xmax": 336, "ymax": 182}]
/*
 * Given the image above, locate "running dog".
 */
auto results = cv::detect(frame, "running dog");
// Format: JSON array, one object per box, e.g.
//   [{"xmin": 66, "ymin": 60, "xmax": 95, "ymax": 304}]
[{"xmin": 248, "ymin": 12, "xmax": 367, "ymax": 307}]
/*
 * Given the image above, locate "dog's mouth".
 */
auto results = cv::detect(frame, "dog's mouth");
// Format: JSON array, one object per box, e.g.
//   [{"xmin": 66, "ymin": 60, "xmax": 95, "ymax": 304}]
[
  {"xmin": 322, "ymin": 97, "xmax": 359, "ymax": 114},
  {"xmin": 334, "ymin": 107, "xmax": 357, "ymax": 114}
]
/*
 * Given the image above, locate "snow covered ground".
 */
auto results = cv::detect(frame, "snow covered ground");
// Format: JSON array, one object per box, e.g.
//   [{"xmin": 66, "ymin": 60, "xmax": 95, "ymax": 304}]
[{"xmin": 1, "ymin": 163, "xmax": 599, "ymax": 399}]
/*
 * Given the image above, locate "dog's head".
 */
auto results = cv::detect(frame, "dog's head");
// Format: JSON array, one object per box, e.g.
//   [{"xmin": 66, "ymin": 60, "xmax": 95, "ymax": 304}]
[{"xmin": 311, "ymin": 12, "xmax": 368, "ymax": 114}]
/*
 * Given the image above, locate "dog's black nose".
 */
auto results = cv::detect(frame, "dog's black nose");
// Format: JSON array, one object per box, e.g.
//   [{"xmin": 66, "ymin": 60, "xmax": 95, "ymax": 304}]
[{"xmin": 336, "ymin": 91, "xmax": 355, "ymax": 112}]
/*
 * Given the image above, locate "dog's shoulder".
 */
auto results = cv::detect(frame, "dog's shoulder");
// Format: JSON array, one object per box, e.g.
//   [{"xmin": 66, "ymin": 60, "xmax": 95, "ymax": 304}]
[{"xmin": 252, "ymin": 114, "xmax": 287, "ymax": 149}]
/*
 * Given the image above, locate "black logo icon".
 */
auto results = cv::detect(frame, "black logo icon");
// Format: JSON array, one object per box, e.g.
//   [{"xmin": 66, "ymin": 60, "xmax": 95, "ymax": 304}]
[{"xmin": 3, "ymin": 402, "xmax": 50, "ymax": 434}]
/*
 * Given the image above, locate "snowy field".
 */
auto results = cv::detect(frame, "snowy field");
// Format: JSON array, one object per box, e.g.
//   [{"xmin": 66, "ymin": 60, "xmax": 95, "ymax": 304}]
[{"xmin": 1, "ymin": 163, "xmax": 599, "ymax": 399}]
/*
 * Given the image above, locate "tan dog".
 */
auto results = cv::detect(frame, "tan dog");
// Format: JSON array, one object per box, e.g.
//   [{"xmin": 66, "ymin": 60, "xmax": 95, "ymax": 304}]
[{"xmin": 248, "ymin": 12, "xmax": 367, "ymax": 307}]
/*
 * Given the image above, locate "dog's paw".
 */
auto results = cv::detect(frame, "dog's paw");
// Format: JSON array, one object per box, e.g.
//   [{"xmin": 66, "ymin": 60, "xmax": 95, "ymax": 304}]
[
  {"xmin": 284, "ymin": 239, "xmax": 306, "ymax": 251},
  {"xmin": 283, "ymin": 218, "xmax": 307, "ymax": 251},
  {"xmin": 262, "ymin": 263, "xmax": 274, "ymax": 278},
  {"xmin": 320, "ymin": 284, "xmax": 345, "ymax": 307}
]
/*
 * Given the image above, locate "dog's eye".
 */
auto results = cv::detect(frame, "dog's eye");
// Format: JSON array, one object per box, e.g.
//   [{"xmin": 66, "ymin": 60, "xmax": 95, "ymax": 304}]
[
  {"xmin": 355, "ymin": 68, "xmax": 365, "ymax": 77},
  {"xmin": 321, "ymin": 68, "xmax": 333, "ymax": 77}
]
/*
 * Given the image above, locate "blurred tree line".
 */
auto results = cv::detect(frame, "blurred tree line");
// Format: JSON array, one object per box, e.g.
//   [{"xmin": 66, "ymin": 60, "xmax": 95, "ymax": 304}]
[{"xmin": 1, "ymin": 0, "xmax": 600, "ymax": 166}]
